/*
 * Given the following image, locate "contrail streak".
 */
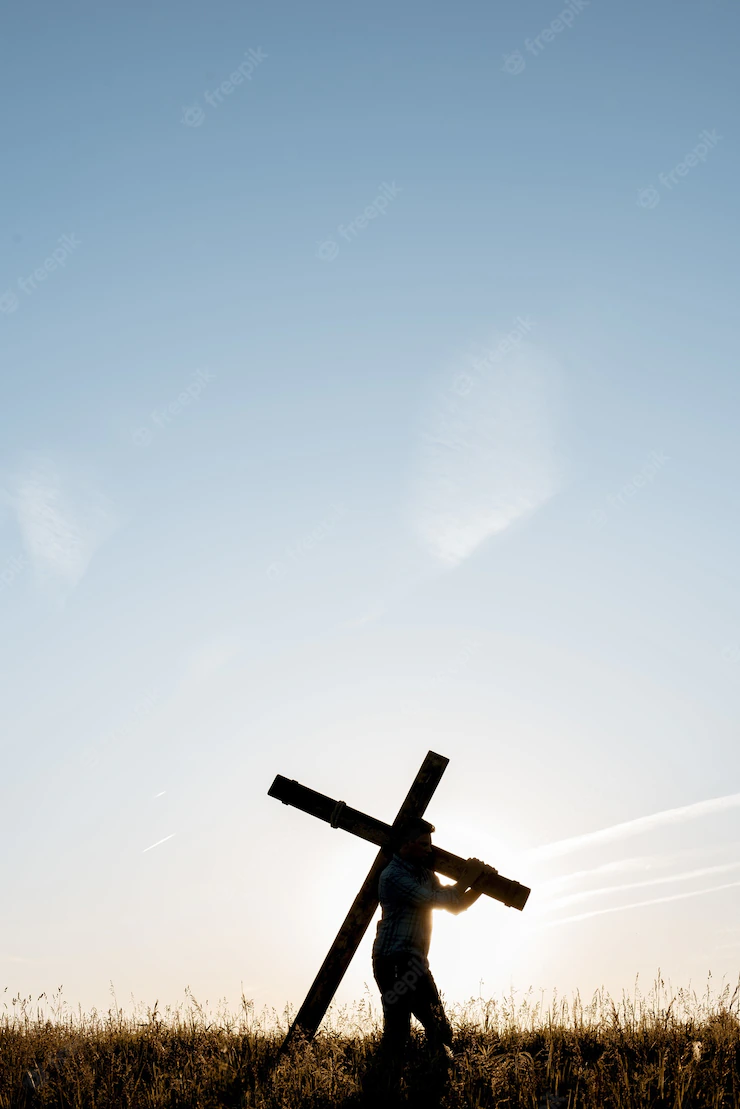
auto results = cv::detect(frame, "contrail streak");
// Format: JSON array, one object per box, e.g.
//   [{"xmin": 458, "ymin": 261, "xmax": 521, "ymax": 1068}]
[
  {"xmin": 540, "ymin": 842, "xmax": 740, "ymax": 891},
  {"xmin": 537, "ymin": 880, "xmax": 740, "ymax": 928},
  {"xmin": 142, "ymin": 833, "xmax": 176, "ymax": 853},
  {"xmin": 527, "ymin": 792, "xmax": 740, "ymax": 860},
  {"xmin": 539, "ymin": 853, "xmax": 680, "ymax": 890},
  {"xmin": 544, "ymin": 861, "xmax": 740, "ymax": 910}
]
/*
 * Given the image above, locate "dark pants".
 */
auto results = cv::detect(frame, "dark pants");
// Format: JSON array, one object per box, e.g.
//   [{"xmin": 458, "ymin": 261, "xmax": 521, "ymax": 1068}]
[{"xmin": 372, "ymin": 952, "xmax": 453, "ymax": 1059}]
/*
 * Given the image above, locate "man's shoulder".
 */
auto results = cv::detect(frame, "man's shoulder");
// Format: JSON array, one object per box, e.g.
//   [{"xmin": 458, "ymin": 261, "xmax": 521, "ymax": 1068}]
[
  {"xmin": 380, "ymin": 853, "xmax": 404, "ymax": 876},
  {"xmin": 381, "ymin": 854, "xmax": 427, "ymax": 884},
  {"xmin": 379, "ymin": 854, "xmax": 414, "ymax": 884}
]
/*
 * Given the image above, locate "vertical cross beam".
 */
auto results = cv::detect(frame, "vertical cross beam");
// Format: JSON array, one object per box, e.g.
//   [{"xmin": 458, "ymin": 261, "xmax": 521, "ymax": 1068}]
[{"xmin": 280, "ymin": 751, "xmax": 449, "ymax": 1047}]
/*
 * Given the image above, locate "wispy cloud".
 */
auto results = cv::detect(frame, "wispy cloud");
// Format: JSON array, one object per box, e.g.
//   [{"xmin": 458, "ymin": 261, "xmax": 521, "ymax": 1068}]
[
  {"xmin": 545, "ymin": 861, "xmax": 740, "ymax": 911},
  {"xmin": 537, "ymin": 852, "xmax": 691, "ymax": 891},
  {"xmin": 539, "ymin": 880, "xmax": 740, "ymax": 928},
  {"xmin": 2, "ymin": 453, "xmax": 118, "ymax": 597},
  {"xmin": 408, "ymin": 337, "xmax": 562, "ymax": 567},
  {"xmin": 528, "ymin": 791, "xmax": 740, "ymax": 861},
  {"xmin": 343, "ymin": 605, "xmax": 386, "ymax": 629},
  {"xmin": 181, "ymin": 637, "xmax": 242, "ymax": 685},
  {"xmin": 537, "ymin": 843, "xmax": 740, "ymax": 892}
]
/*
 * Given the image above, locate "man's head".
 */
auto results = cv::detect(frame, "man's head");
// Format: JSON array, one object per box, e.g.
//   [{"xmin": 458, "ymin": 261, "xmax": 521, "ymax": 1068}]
[{"xmin": 395, "ymin": 817, "xmax": 435, "ymax": 864}]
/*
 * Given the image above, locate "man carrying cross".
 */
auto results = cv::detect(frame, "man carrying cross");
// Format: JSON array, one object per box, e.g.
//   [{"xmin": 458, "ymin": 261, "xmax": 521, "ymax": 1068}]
[
  {"xmin": 372, "ymin": 816, "xmax": 491, "ymax": 1069},
  {"xmin": 267, "ymin": 751, "xmax": 529, "ymax": 1060}
]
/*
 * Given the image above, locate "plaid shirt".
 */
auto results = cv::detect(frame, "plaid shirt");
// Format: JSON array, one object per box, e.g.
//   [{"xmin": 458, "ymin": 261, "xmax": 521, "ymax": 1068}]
[{"xmin": 372, "ymin": 853, "xmax": 461, "ymax": 963}]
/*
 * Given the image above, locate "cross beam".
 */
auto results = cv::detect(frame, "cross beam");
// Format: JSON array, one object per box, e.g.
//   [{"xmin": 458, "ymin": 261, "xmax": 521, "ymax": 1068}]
[{"xmin": 268, "ymin": 751, "xmax": 530, "ymax": 1046}]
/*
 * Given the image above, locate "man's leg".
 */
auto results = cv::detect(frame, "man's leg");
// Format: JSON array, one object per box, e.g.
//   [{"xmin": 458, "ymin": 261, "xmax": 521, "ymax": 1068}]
[
  {"xmin": 404, "ymin": 959, "xmax": 454, "ymax": 1055},
  {"xmin": 372, "ymin": 955, "xmax": 413, "ymax": 1089}
]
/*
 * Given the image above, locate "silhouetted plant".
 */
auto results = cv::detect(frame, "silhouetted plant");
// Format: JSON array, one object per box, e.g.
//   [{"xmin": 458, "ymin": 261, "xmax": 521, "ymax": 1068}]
[{"xmin": 2, "ymin": 976, "xmax": 740, "ymax": 1107}]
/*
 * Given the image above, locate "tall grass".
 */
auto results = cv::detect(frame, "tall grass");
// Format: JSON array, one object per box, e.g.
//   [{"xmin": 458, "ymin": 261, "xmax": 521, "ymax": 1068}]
[{"xmin": 2, "ymin": 976, "xmax": 740, "ymax": 1107}]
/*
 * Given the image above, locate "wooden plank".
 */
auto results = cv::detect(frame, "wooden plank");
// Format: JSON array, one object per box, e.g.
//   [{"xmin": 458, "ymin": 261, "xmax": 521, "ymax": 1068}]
[
  {"xmin": 431, "ymin": 846, "xmax": 529, "ymax": 911},
  {"xmin": 268, "ymin": 772, "xmax": 530, "ymax": 912},
  {"xmin": 280, "ymin": 751, "xmax": 449, "ymax": 1047},
  {"xmin": 268, "ymin": 776, "xmax": 387, "ymax": 847}
]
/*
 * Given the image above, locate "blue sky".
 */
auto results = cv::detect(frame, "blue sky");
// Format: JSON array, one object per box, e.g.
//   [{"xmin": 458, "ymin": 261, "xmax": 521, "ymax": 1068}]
[{"xmin": 2, "ymin": 0, "xmax": 739, "ymax": 1024}]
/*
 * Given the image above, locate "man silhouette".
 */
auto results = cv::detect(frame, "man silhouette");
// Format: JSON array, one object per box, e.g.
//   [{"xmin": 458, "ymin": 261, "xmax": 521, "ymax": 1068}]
[{"xmin": 371, "ymin": 817, "xmax": 489, "ymax": 1075}]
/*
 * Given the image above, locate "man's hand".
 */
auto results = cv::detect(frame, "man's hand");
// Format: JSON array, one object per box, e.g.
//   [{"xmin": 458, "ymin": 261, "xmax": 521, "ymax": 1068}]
[
  {"xmin": 471, "ymin": 861, "xmax": 498, "ymax": 887},
  {"xmin": 460, "ymin": 857, "xmax": 486, "ymax": 889},
  {"xmin": 450, "ymin": 858, "xmax": 485, "ymax": 898},
  {"xmin": 448, "ymin": 859, "xmax": 499, "ymax": 914},
  {"xmin": 450, "ymin": 859, "xmax": 488, "ymax": 914}
]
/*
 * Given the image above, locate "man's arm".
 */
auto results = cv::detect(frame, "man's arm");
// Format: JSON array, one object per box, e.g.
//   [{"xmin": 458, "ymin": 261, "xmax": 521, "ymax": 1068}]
[
  {"xmin": 449, "ymin": 857, "xmax": 486, "ymax": 895},
  {"xmin": 445, "ymin": 861, "xmax": 496, "ymax": 915},
  {"xmin": 386, "ymin": 857, "xmax": 488, "ymax": 909},
  {"xmin": 450, "ymin": 887, "xmax": 484, "ymax": 914}
]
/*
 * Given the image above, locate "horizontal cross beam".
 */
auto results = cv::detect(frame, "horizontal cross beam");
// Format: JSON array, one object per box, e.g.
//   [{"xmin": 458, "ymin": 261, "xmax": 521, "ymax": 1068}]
[{"xmin": 268, "ymin": 774, "xmax": 530, "ymax": 911}]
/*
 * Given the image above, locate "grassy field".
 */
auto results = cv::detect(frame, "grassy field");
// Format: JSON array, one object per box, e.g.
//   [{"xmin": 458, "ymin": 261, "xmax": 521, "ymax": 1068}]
[{"xmin": 2, "ymin": 978, "xmax": 740, "ymax": 1107}]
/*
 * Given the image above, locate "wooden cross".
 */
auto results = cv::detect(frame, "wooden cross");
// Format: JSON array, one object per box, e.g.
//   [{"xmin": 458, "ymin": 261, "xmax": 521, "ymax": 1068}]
[{"xmin": 268, "ymin": 750, "xmax": 530, "ymax": 1047}]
